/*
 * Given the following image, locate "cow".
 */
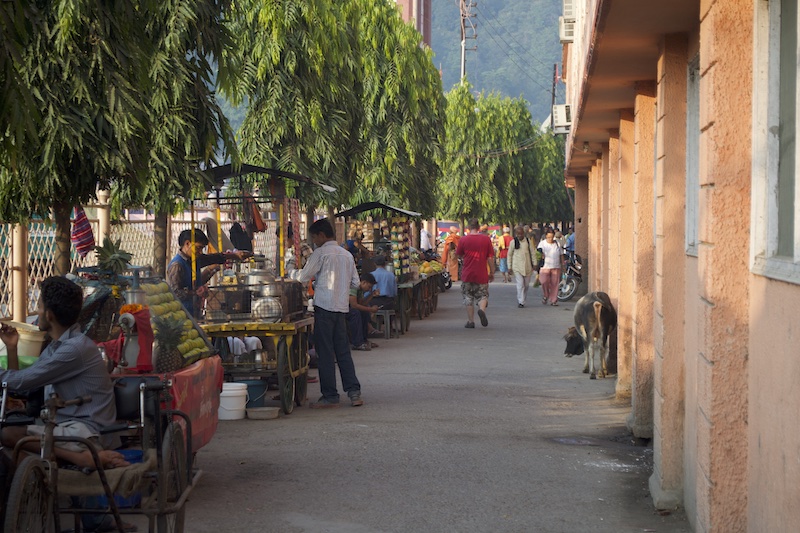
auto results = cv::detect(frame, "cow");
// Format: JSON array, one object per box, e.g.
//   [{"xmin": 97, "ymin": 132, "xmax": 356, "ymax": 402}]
[{"xmin": 563, "ymin": 291, "xmax": 617, "ymax": 379}]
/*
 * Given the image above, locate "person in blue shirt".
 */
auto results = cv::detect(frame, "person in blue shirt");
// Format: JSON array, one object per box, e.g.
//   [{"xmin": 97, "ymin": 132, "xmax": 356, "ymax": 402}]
[
  {"xmin": 565, "ymin": 226, "xmax": 576, "ymax": 258},
  {"xmin": 368, "ymin": 255, "xmax": 397, "ymax": 310}
]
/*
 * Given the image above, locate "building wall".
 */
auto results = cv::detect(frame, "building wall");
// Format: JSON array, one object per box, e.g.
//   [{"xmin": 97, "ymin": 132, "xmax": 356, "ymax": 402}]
[
  {"xmin": 629, "ymin": 83, "xmax": 656, "ymax": 439},
  {"xmin": 694, "ymin": 0, "xmax": 752, "ymax": 530},
  {"xmin": 564, "ymin": 0, "xmax": 800, "ymax": 530},
  {"xmin": 649, "ymin": 33, "xmax": 688, "ymax": 511}
]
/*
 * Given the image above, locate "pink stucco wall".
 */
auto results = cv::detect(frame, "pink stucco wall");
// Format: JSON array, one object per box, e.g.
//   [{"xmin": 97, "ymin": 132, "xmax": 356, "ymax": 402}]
[
  {"xmin": 748, "ymin": 278, "xmax": 800, "ymax": 530},
  {"xmin": 650, "ymin": 33, "xmax": 688, "ymax": 510},
  {"xmin": 695, "ymin": 0, "xmax": 751, "ymax": 530},
  {"xmin": 630, "ymin": 84, "xmax": 656, "ymax": 438}
]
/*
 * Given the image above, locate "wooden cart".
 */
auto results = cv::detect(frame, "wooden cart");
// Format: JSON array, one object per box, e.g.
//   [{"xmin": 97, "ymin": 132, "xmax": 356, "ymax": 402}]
[{"xmin": 200, "ymin": 316, "xmax": 313, "ymax": 415}]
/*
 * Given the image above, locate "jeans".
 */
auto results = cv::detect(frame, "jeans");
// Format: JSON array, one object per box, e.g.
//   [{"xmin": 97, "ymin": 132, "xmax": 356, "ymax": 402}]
[
  {"xmin": 347, "ymin": 308, "xmax": 369, "ymax": 347},
  {"xmin": 314, "ymin": 307, "xmax": 361, "ymax": 400},
  {"xmin": 513, "ymin": 271, "xmax": 531, "ymax": 304}
]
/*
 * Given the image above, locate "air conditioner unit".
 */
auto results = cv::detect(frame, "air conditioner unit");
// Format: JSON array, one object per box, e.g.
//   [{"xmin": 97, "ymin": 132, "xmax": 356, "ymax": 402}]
[
  {"xmin": 563, "ymin": 0, "xmax": 576, "ymax": 21},
  {"xmin": 552, "ymin": 104, "xmax": 572, "ymax": 134},
  {"xmin": 559, "ymin": 16, "xmax": 575, "ymax": 44}
]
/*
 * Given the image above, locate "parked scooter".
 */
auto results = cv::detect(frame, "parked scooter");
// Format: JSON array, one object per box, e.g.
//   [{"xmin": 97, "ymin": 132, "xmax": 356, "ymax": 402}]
[{"xmin": 557, "ymin": 252, "xmax": 583, "ymax": 301}]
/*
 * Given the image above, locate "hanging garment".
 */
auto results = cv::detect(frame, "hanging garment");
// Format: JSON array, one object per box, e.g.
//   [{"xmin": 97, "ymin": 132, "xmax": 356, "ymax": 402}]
[
  {"xmin": 71, "ymin": 206, "xmax": 95, "ymax": 258},
  {"xmin": 230, "ymin": 222, "xmax": 253, "ymax": 252}
]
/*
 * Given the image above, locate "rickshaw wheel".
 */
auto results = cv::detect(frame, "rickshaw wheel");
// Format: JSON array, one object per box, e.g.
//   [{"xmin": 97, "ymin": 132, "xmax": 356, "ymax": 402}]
[
  {"xmin": 294, "ymin": 349, "xmax": 309, "ymax": 407},
  {"xmin": 4, "ymin": 456, "xmax": 53, "ymax": 532},
  {"xmin": 277, "ymin": 338, "xmax": 294, "ymax": 414},
  {"xmin": 157, "ymin": 422, "xmax": 187, "ymax": 533}
]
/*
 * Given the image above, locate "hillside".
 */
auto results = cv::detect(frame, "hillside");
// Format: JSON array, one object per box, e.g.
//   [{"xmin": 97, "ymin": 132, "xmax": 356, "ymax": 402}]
[{"xmin": 430, "ymin": 0, "xmax": 563, "ymax": 124}]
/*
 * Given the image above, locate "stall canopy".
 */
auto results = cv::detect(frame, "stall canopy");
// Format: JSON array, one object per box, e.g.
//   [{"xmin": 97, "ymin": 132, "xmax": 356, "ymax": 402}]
[
  {"xmin": 204, "ymin": 163, "xmax": 336, "ymax": 193},
  {"xmin": 335, "ymin": 202, "xmax": 421, "ymax": 218}
]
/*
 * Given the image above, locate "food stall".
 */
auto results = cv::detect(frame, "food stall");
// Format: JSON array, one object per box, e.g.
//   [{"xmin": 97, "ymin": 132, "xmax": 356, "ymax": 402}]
[
  {"xmin": 193, "ymin": 164, "xmax": 336, "ymax": 415},
  {"xmin": 335, "ymin": 202, "xmax": 444, "ymax": 334}
]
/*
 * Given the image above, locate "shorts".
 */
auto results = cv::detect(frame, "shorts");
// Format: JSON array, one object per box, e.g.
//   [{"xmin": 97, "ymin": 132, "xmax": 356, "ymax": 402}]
[
  {"xmin": 27, "ymin": 420, "xmax": 100, "ymax": 453},
  {"xmin": 498, "ymin": 257, "xmax": 508, "ymax": 272},
  {"xmin": 461, "ymin": 282, "xmax": 489, "ymax": 306}
]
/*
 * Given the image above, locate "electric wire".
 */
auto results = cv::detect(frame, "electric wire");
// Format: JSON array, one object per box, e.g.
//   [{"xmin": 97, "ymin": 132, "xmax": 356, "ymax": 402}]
[
  {"xmin": 474, "ymin": 4, "xmax": 555, "ymax": 83},
  {"xmin": 472, "ymin": 6, "xmax": 553, "ymax": 97},
  {"xmin": 477, "ymin": 2, "xmax": 559, "ymax": 74}
]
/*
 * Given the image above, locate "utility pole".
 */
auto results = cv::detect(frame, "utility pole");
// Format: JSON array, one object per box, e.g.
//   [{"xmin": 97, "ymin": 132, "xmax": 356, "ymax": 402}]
[
  {"xmin": 550, "ymin": 63, "xmax": 558, "ymax": 130},
  {"xmin": 459, "ymin": 0, "xmax": 477, "ymax": 84}
]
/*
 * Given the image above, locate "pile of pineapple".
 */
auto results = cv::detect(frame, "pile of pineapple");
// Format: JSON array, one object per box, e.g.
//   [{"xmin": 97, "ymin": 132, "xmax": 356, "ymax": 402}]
[{"xmin": 142, "ymin": 282, "xmax": 210, "ymax": 372}]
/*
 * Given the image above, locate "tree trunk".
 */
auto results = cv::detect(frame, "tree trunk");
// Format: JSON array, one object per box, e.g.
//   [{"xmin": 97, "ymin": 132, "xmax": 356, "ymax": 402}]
[
  {"xmin": 53, "ymin": 202, "xmax": 72, "ymax": 277},
  {"xmin": 153, "ymin": 211, "xmax": 169, "ymax": 277},
  {"xmin": 304, "ymin": 205, "xmax": 315, "ymax": 243},
  {"xmin": 326, "ymin": 206, "xmax": 337, "ymax": 241}
]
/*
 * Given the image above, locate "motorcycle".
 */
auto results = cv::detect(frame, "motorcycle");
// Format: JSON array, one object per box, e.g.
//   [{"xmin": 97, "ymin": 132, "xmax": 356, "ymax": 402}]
[{"xmin": 557, "ymin": 251, "xmax": 583, "ymax": 301}]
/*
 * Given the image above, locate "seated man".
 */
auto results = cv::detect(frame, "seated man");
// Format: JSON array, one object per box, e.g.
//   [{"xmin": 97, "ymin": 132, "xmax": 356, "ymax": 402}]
[
  {"xmin": 0, "ymin": 276, "xmax": 126, "ymax": 470},
  {"xmin": 368, "ymin": 255, "xmax": 397, "ymax": 310},
  {"xmin": 347, "ymin": 273, "xmax": 379, "ymax": 351}
]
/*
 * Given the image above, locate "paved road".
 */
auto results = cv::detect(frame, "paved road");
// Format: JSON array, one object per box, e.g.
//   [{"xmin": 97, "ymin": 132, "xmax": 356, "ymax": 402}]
[{"xmin": 185, "ymin": 281, "xmax": 689, "ymax": 533}]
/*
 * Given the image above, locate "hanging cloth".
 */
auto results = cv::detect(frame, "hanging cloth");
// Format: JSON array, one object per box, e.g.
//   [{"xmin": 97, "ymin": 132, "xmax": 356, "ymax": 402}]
[{"xmin": 71, "ymin": 206, "xmax": 95, "ymax": 258}]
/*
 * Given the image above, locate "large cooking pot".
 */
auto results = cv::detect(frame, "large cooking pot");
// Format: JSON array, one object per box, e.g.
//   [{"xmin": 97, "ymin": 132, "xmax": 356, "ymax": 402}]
[{"xmin": 244, "ymin": 270, "xmax": 275, "ymax": 287}]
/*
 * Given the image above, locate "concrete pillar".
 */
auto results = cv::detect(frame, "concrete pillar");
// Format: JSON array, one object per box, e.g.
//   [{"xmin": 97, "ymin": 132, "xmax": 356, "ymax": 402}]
[
  {"xmin": 649, "ymin": 33, "xmax": 688, "ymax": 510},
  {"xmin": 11, "ymin": 225, "xmax": 28, "ymax": 321},
  {"xmin": 599, "ymin": 144, "xmax": 611, "ymax": 293},
  {"xmin": 696, "ymin": 1, "xmax": 751, "ymax": 531},
  {"xmin": 573, "ymin": 175, "xmax": 589, "ymax": 268},
  {"xmin": 96, "ymin": 188, "xmax": 111, "ymax": 245},
  {"xmin": 616, "ymin": 113, "xmax": 635, "ymax": 399},
  {"xmin": 629, "ymin": 82, "xmax": 657, "ymax": 439}
]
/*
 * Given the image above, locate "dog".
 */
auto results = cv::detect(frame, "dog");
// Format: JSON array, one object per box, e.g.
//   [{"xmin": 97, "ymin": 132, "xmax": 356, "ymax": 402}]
[{"xmin": 563, "ymin": 291, "xmax": 617, "ymax": 379}]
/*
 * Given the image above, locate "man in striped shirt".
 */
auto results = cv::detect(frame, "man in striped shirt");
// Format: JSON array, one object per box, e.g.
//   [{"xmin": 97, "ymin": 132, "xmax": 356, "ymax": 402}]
[
  {"xmin": 0, "ymin": 276, "xmax": 126, "ymax": 469},
  {"xmin": 296, "ymin": 219, "xmax": 364, "ymax": 408}
]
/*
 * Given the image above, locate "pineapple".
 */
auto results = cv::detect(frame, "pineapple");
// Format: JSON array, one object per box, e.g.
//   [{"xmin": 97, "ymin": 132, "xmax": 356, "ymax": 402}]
[{"xmin": 152, "ymin": 314, "xmax": 187, "ymax": 373}]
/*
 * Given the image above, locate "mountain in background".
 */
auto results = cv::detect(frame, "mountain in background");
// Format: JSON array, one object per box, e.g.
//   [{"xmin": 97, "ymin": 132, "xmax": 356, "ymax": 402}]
[{"xmin": 430, "ymin": 0, "xmax": 563, "ymax": 124}]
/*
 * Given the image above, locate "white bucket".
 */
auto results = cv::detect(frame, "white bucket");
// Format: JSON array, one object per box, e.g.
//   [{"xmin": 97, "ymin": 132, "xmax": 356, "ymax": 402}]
[
  {"xmin": 218, "ymin": 383, "xmax": 248, "ymax": 420},
  {"xmin": 6, "ymin": 321, "xmax": 46, "ymax": 357}
]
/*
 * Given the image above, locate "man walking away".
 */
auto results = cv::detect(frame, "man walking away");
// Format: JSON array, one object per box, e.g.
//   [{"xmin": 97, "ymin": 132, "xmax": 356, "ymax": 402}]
[
  {"xmin": 456, "ymin": 218, "xmax": 495, "ymax": 328},
  {"xmin": 295, "ymin": 219, "xmax": 364, "ymax": 408}
]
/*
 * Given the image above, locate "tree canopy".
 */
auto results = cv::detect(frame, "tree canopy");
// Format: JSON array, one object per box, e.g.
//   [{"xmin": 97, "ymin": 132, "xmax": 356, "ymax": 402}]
[
  {"xmin": 223, "ymin": 0, "xmax": 445, "ymax": 217},
  {"xmin": 437, "ymin": 83, "xmax": 570, "ymax": 224}
]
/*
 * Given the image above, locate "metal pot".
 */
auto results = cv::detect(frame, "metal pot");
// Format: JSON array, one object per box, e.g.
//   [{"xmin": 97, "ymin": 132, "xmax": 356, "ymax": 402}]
[
  {"xmin": 259, "ymin": 282, "xmax": 284, "ymax": 297},
  {"xmin": 245, "ymin": 270, "xmax": 275, "ymax": 287}
]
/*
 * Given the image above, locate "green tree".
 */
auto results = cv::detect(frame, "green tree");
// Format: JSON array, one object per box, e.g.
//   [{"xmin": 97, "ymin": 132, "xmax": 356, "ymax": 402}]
[
  {"xmin": 0, "ymin": 1, "xmax": 234, "ymax": 275},
  {"xmin": 437, "ymin": 85, "xmax": 570, "ymax": 225},
  {"xmin": 224, "ymin": 0, "xmax": 444, "ymax": 218},
  {"xmin": 223, "ymin": 0, "xmax": 361, "ymax": 212},
  {"xmin": 348, "ymin": 0, "xmax": 445, "ymax": 217}
]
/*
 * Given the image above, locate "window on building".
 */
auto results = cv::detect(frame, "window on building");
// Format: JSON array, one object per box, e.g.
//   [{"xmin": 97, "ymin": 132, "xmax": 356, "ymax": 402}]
[
  {"xmin": 752, "ymin": 0, "xmax": 800, "ymax": 283},
  {"xmin": 685, "ymin": 56, "xmax": 700, "ymax": 257}
]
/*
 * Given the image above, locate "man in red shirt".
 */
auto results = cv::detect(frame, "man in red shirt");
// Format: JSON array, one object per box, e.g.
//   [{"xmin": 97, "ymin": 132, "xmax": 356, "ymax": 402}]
[{"xmin": 456, "ymin": 218, "xmax": 496, "ymax": 328}]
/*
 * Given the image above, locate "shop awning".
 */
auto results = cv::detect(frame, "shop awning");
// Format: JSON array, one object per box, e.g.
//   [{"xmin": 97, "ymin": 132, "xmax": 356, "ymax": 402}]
[
  {"xmin": 204, "ymin": 163, "xmax": 336, "ymax": 193},
  {"xmin": 334, "ymin": 202, "xmax": 421, "ymax": 218}
]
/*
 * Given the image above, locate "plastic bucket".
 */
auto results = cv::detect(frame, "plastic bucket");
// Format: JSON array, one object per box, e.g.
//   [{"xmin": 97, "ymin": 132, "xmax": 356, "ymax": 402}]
[
  {"xmin": 6, "ymin": 321, "xmax": 46, "ymax": 357},
  {"xmin": 241, "ymin": 380, "xmax": 268, "ymax": 408},
  {"xmin": 219, "ymin": 382, "xmax": 248, "ymax": 420}
]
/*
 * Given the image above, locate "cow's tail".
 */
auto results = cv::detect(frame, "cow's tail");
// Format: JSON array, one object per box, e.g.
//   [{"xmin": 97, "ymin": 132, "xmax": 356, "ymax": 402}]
[{"xmin": 591, "ymin": 301, "xmax": 603, "ymax": 340}]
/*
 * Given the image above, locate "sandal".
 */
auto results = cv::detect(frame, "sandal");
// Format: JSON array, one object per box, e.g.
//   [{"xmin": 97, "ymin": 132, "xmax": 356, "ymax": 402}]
[{"xmin": 550, "ymin": 302, "xmax": 559, "ymax": 306}]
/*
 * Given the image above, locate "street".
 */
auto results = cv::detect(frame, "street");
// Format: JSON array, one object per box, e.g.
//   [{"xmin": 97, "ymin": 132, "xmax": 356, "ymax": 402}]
[{"xmin": 185, "ymin": 281, "xmax": 690, "ymax": 533}]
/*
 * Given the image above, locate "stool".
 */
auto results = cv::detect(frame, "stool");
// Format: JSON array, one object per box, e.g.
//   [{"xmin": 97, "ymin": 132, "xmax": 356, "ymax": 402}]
[{"xmin": 374, "ymin": 309, "xmax": 399, "ymax": 339}]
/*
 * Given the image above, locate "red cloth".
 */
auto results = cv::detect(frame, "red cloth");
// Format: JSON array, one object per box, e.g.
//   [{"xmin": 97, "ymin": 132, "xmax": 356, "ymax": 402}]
[
  {"xmin": 71, "ymin": 206, "xmax": 95, "ymax": 258},
  {"xmin": 498, "ymin": 235, "xmax": 512, "ymax": 259},
  {"xmin": 170, "ymin": 356, "xmax": 223, "ymax": 453},
  {"xmin": 456, "ymin": 233, "xmax": 495, "ymax": 284},
  {"xmin": 97, "ymin": 309, "xmax": 153, "ymax": 372}
]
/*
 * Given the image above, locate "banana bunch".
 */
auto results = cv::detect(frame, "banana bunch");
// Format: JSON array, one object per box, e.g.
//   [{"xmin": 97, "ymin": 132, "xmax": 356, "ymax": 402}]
[{"xmin": 95, "ymin": 238, "xmax": 133, "ymax": 274}]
